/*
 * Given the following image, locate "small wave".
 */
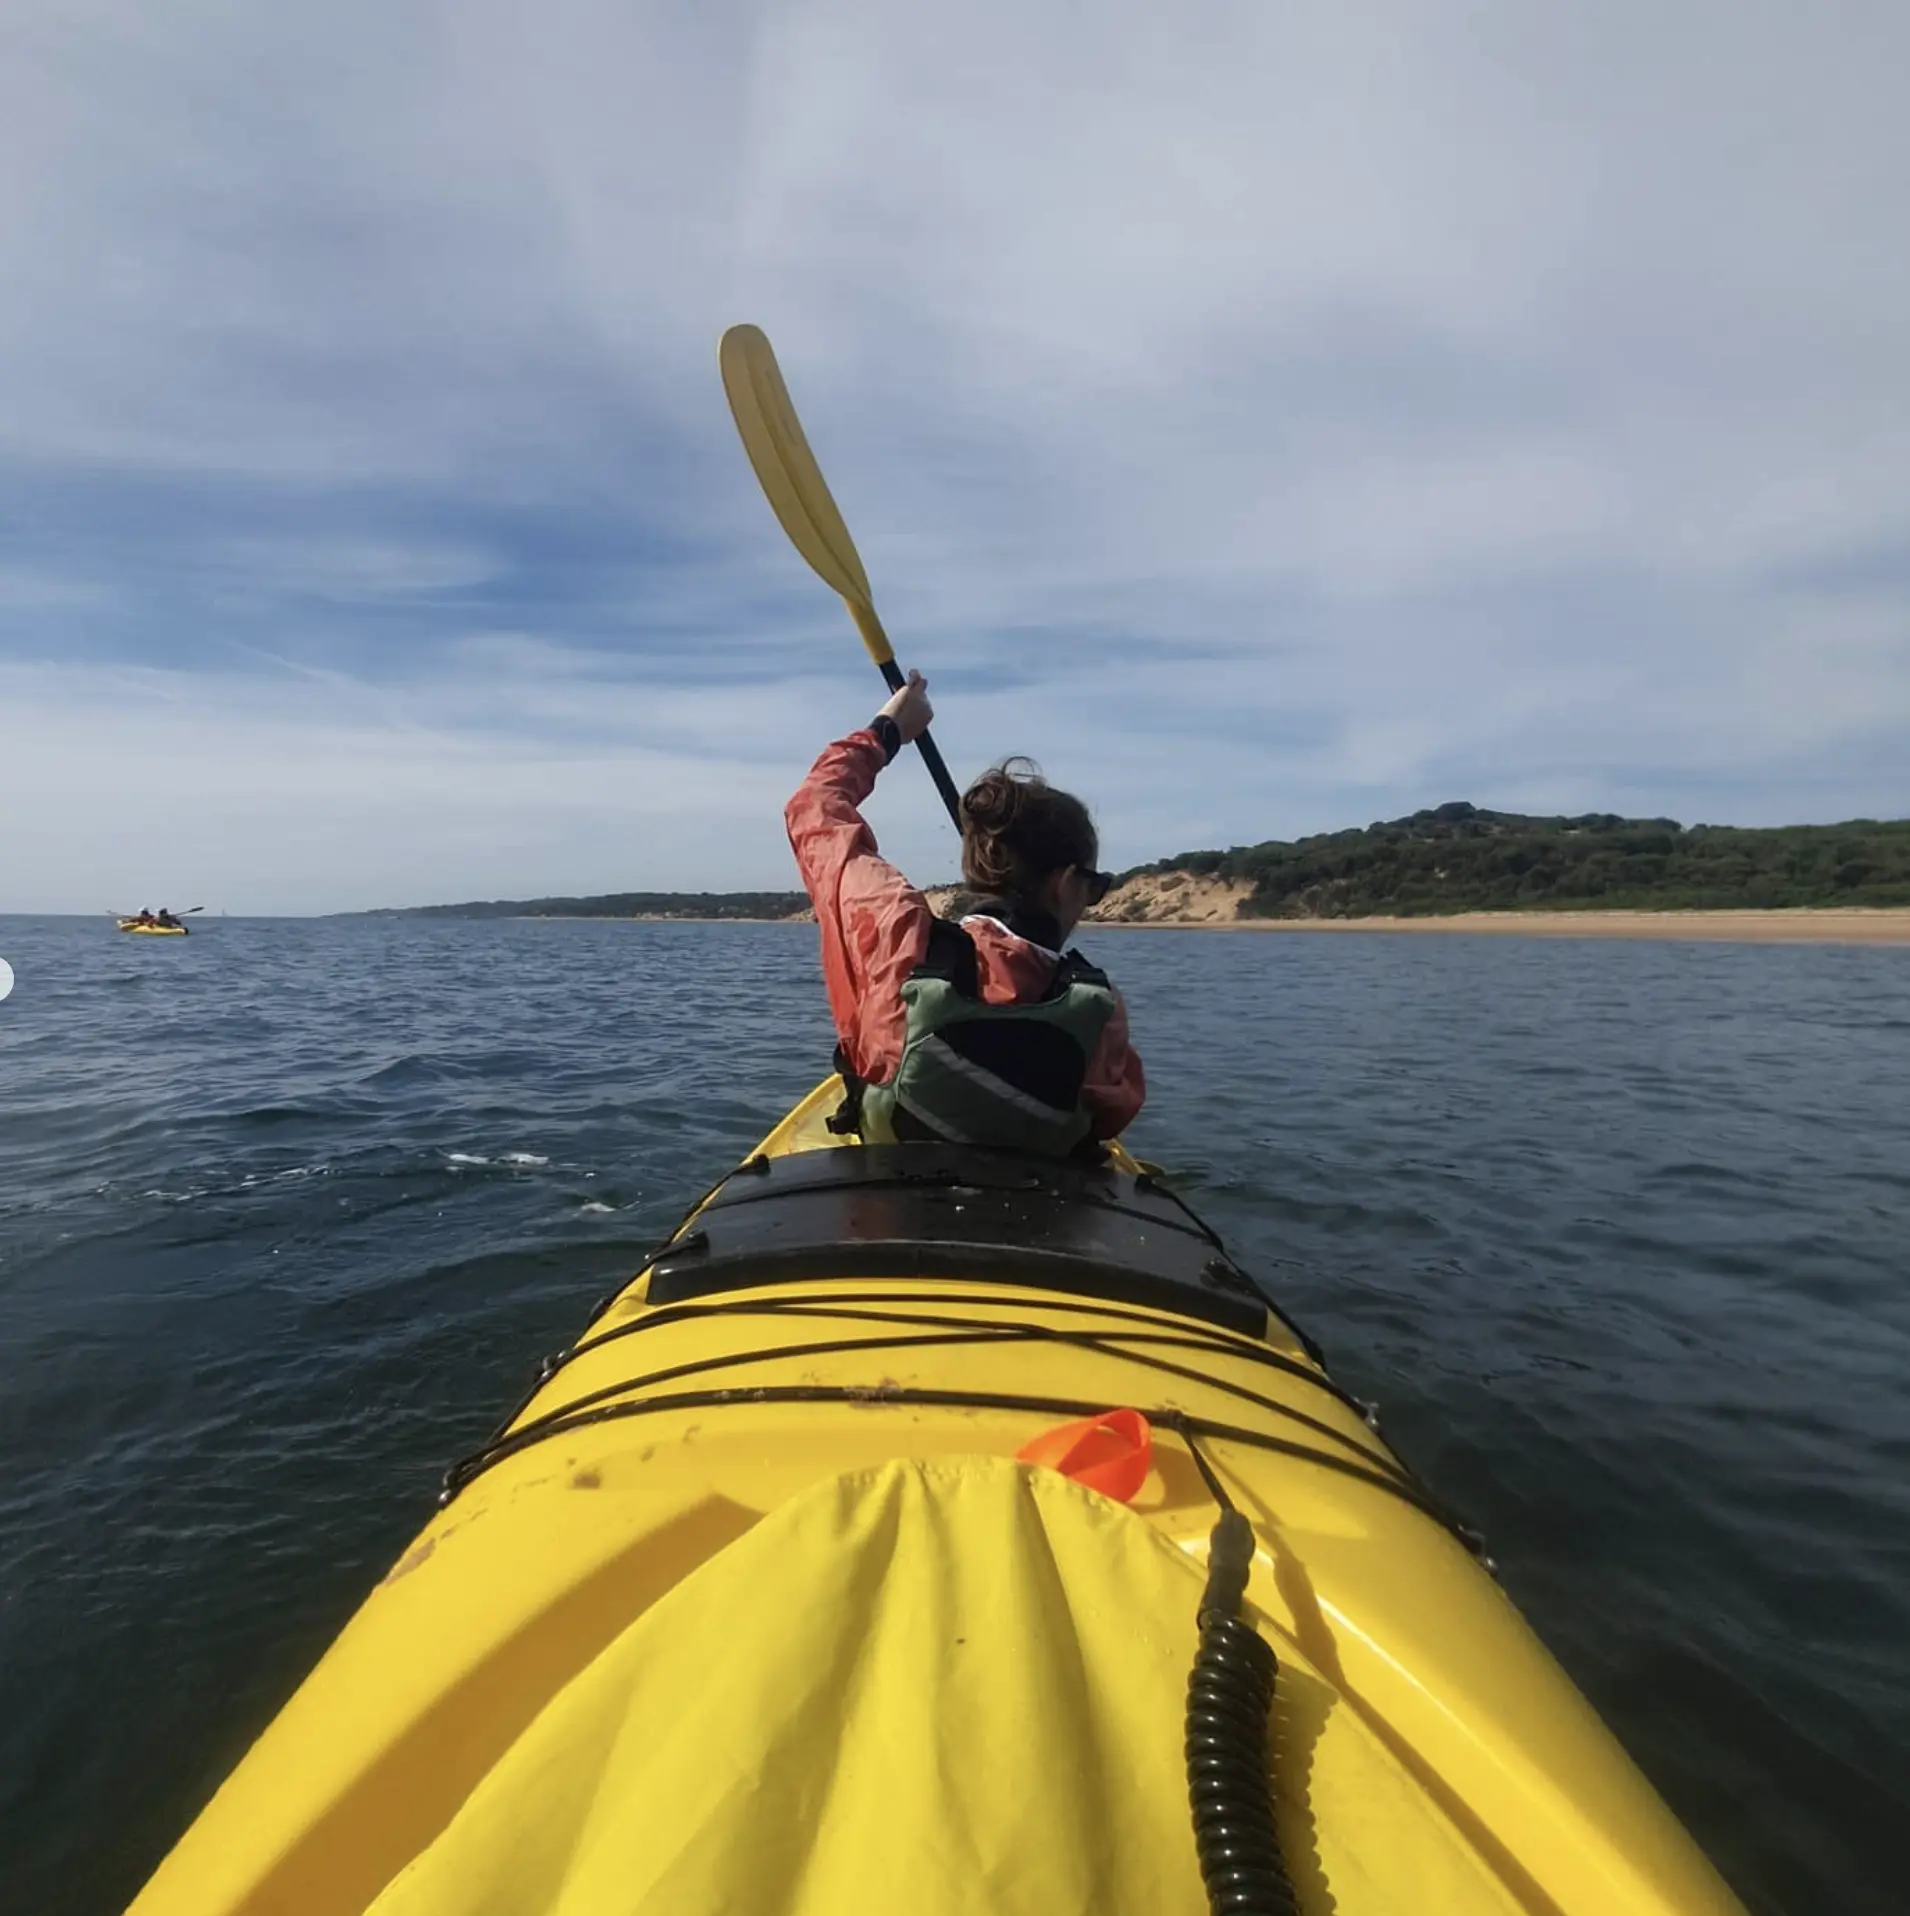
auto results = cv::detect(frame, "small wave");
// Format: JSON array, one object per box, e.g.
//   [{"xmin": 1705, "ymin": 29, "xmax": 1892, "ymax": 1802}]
[
  {"xmin": 359, "ymin": 1054, "xmax": 467, "ymax": 1088},
  {"xmin": 578, "ymin": 1200, "xmax": 616, "ymax": 1215},
  {"xmin": 500, "ymin": 1152, "xmax": 550, "ymax": 1167},
  {"xmin": 1643, "ymin": 1159, "xmax": 1760, "ymax": 1190},
  {"xmin": 445, "ymin": 1152, "xmax": 489, "ymax": 1167},
  {"xmin": 232, "ymin": 1104, "xmax": 338, "ymax": 1128}
]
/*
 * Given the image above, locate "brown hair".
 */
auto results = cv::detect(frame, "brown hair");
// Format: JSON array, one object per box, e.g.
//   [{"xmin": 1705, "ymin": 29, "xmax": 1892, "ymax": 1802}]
[{"xmin": 959, "ymin": 758, "xmax": 1098, "ymax": 903}]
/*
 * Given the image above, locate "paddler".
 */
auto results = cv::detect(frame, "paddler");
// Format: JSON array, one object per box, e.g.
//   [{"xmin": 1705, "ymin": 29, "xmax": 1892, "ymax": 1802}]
[{"xmin": 786, "ymin": 671, "xmax": 1144, "ymax": 1153}]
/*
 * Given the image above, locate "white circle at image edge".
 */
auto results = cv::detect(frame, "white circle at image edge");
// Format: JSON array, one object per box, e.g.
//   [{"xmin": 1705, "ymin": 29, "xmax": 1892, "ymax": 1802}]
[{"xmin": 0, "ymin": 958, "xmax": 12, "ymax": 1002}]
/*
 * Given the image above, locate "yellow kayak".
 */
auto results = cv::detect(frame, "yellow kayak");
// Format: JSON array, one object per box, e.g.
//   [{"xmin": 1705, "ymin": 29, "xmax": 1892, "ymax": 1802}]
[
  {"xmin": 132, "ymin": 1083, "xmax": 1745, "ymax": 1916},
  {"xmin": 118, "ymin": 920, "xmax": 188, "ymax": 935}
]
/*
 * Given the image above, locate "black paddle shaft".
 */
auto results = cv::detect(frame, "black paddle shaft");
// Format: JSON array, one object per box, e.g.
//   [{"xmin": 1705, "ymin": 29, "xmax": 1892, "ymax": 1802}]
[{"xmin": 877, "ymin": 658, "xmax": 963, "ymax": 827}]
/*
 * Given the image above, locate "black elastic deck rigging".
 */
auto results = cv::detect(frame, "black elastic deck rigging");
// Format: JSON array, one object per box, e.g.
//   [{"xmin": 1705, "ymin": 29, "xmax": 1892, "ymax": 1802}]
[
  {"xmin": 634, "ymin": 1142, "xmax": 1310, "ymax": 1344},
  {"xmin": 436, "ymin": 1142, "xmax": 1484, "ymax": 1550}
]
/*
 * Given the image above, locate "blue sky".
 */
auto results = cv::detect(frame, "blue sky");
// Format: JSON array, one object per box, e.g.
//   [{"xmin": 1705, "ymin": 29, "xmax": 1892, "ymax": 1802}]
[{"xmin": 2, "ymin": 1, "xmax": 1906, "ymax": 913}]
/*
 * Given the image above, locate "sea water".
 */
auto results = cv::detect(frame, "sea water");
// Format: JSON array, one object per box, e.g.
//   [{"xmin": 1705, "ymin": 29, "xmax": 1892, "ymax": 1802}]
[{"xmin": 0, "ymin": 915, "xmax": 1905, "ymax": 1915}]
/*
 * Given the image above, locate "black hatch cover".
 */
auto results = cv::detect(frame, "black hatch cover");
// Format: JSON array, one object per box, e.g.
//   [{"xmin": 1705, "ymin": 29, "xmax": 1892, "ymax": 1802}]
[{"xmin": 644, "ymin": 1144, "xmax": 1270, "ymax": 1337}]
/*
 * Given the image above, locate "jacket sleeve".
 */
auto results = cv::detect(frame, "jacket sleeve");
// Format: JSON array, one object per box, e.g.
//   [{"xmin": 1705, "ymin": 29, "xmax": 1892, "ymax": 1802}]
[
  {"xmin": 1083, "ymin": 987, "xmax": 1147, "ymax": 1139},
  {"xmin": 784, "ymin": 730, "xmax": 933, "ymax": 1083}
]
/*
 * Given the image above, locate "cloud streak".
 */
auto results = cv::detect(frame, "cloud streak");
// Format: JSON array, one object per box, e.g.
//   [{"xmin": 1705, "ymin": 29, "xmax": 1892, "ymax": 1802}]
[{"xmin": 2, "ymin": 0, "xmax": 1906, "ymax": 909}]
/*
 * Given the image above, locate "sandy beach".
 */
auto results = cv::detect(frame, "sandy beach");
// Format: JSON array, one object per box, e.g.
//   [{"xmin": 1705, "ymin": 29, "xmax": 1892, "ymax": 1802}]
[
  {"xmin": 1097, "ymin": 908, "xmax": 1910, "ymax": 945},
  {"xmin": 520, "ymin": 905, "xmax": 1910, "ymax": 944}
]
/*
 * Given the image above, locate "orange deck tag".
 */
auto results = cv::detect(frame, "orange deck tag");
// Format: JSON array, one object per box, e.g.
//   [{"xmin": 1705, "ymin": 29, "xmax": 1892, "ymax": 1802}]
[{"xmin": 1016, "ymin": 1408, "xmax": 1153, "ymax": 1503}]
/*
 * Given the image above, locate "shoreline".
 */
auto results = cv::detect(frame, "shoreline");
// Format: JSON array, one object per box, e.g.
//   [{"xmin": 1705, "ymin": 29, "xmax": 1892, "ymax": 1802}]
[
  {"xmin": 1086, "ymin": 908, "xmax": 1910, "ymax": 945},
  {"xmin": 506, "ymin": 914, "xmax": 810, "ymax": 925},
  {"xmin": 495, "ymin": 907, "xmax": 1910, "ymax": 944}
]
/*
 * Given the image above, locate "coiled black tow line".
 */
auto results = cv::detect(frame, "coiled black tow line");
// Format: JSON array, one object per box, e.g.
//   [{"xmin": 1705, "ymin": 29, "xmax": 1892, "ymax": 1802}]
[{"xmin": 1181, "ymin": 1425, "xmax": 1299, "ymax": 1916}]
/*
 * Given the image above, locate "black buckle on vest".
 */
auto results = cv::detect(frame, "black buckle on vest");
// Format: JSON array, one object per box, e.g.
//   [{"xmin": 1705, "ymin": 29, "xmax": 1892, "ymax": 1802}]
[{"xmin": 826, "ymin": 1040, "xmax": 864, "ymax": 1136}]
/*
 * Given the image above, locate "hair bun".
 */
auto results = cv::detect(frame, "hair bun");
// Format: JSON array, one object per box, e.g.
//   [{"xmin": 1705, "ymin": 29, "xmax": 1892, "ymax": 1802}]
[
  {"xmin": 958, "ymin": 763, "xmax": 1029, "ymax": 835},
  {"xmin": 958, "ymin": 758, "xmax": 1097, "ymax": 904}
]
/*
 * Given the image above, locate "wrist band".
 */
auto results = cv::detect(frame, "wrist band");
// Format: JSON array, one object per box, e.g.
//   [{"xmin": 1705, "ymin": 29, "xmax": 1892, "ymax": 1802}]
[{"xmin": 869, "ymin": 714, "xmax": 902, "ymax": 763}]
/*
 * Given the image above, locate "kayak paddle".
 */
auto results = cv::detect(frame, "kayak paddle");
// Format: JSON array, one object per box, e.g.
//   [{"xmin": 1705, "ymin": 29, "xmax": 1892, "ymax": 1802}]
[{"xmin": 718, "ymin": 324, "xmax": 963, "ymax": 827}]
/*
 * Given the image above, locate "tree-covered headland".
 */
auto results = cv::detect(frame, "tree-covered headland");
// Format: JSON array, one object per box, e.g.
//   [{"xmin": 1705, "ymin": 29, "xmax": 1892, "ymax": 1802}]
[{"xmin": 1139, "ymin": 804, "xmax": 1910, "ymax": 917}]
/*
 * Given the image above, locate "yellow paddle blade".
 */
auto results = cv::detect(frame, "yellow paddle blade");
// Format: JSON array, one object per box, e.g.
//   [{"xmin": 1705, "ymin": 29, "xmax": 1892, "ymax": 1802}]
[{"xmin": 719, "ymin": 324, "xmax": 894, "ymax": 666}]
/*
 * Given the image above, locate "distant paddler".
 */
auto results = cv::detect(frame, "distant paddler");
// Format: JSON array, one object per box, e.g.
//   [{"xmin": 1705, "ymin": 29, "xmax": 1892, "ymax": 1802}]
[{"xmin": 115, "ymin": 905, "xmax": 201, "ymax": 935}]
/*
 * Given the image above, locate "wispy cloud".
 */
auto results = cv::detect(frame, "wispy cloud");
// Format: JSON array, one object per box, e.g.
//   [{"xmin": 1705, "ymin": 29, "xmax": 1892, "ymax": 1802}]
[{"xmin": 3, "ymin": 1, "xmax": 1907, "ymax": 909}]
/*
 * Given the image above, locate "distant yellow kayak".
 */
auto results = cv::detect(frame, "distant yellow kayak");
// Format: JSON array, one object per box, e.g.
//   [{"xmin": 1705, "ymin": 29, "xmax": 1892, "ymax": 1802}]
[
  {"xmin": 117, "ymin": 920, "xmax": 188, "ymax": 935},
  {"xmin": 132, "ymin": 1082, "xmax": 1746, "ymax": 1916}
]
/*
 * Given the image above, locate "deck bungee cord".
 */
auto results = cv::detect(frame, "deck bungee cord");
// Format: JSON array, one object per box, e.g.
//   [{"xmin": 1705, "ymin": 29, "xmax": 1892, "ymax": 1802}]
[
  {"xmin": 439, "ymin": 1341, "xmax": 1483, "ymax": 1559},
  {"xmin": 1182, "ymin": 1423, "xmax": 1301, "ymax": 1916},
  {"xmin": 511, "ymin": 1291, "xmax": 1392, "ymax": 1467}
]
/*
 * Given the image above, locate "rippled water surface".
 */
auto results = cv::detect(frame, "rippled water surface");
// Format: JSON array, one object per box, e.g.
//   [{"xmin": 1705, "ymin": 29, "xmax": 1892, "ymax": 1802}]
[{"xmin": 2, "ymin": 915, "xmax": 1906, "ymax": 1915}]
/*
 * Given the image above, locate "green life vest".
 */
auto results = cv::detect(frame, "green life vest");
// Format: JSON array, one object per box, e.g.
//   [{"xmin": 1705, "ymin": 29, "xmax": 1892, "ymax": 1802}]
[{"xmin": 849, "ymin": 918, "xmax": 1118, "ymax": 1158}]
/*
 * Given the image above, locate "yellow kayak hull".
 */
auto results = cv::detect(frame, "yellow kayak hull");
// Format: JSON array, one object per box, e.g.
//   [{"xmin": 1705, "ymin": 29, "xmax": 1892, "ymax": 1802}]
[
  {"xmin": 118, "ymin": 921, "xmax": 188, "ymax": 935},
  {"xmin": 132, "ymin": 1084, "xmax": 1744, "ymax": 1916}
]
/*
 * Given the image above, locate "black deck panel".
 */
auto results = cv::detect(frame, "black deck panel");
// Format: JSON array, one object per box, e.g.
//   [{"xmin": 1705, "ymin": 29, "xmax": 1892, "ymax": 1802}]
[{"xmin": 645, "ymin": 1144, "xmax": 1271, "ymax": 1337}]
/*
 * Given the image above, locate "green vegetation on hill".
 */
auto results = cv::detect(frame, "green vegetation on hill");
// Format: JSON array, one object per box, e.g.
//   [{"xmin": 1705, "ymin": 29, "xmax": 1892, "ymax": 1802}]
[
  {"xmin": 372, "ymin": 892, "xmax": 809, "ymax": 921},
  {"xmin": 1139, "ymin": 804, "xmax": 1910, "ymax": 917}
]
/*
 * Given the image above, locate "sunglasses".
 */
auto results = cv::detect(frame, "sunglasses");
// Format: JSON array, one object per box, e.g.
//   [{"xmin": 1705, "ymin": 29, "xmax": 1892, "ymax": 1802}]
[{"xmin": 1079, "ymin": 868, "xmax": 1114, "ymax": 907}]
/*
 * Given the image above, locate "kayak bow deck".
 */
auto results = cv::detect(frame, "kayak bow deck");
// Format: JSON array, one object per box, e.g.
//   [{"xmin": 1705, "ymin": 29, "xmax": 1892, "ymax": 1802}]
[{"xmin": 132, "ymin": 1079, "xmax": 1744, "ymax": 1916}]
